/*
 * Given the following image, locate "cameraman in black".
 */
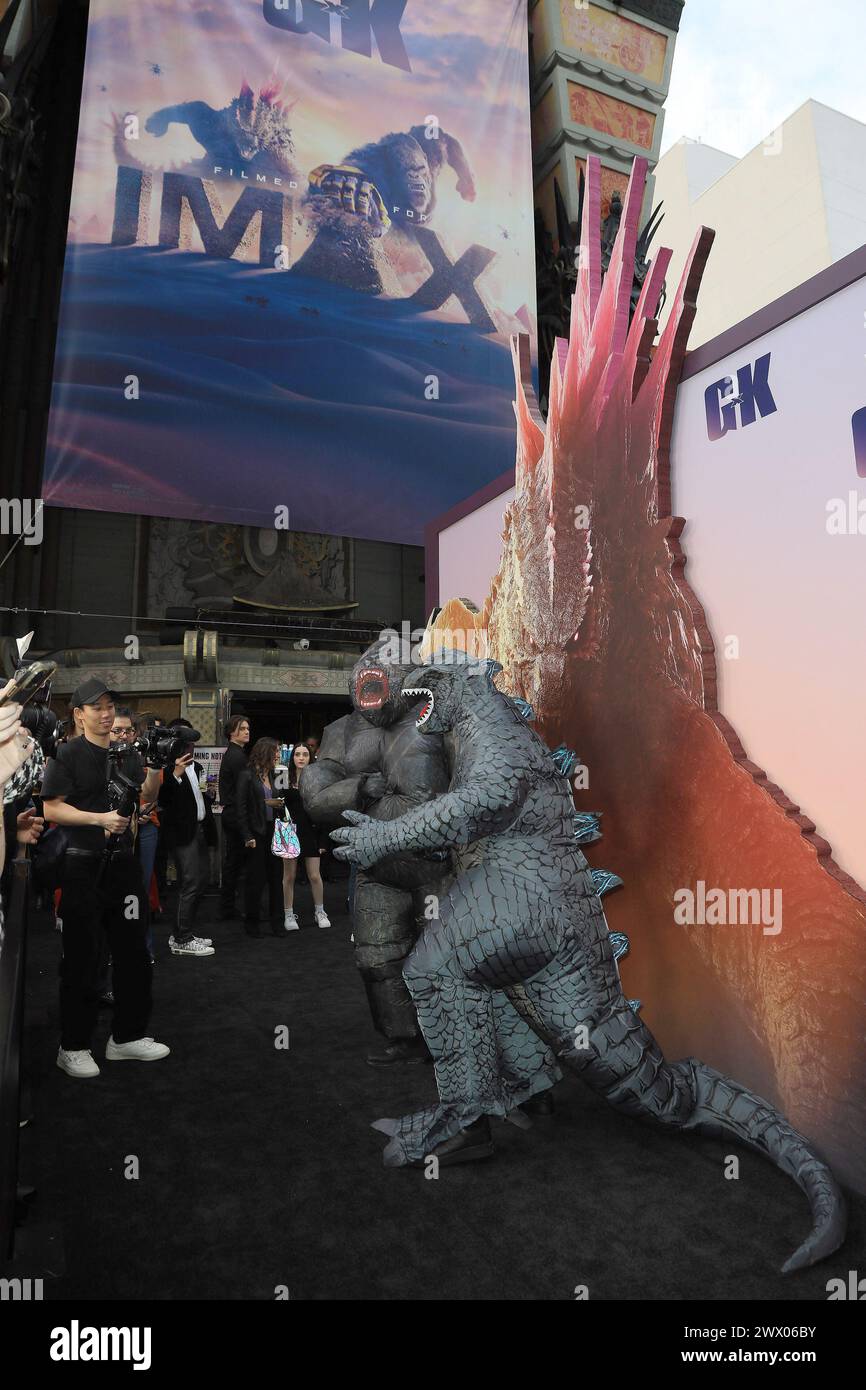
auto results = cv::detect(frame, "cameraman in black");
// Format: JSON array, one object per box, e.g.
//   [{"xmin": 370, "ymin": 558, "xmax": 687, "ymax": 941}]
[{"xmin": 41, "ymin": 677, "xmax": 170, "ymax": 1079}]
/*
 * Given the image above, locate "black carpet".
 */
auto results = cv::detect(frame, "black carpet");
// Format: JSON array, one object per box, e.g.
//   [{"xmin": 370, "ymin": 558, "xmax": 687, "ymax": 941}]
[{"xmin": 14, "ymin": 881, "xmax": 865, "ymax": 1301}]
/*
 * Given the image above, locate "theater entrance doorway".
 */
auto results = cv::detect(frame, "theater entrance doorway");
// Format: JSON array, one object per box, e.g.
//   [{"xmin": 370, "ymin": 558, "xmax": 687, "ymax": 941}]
[{"xmin": 227, "ymin": 692, "xmax": 350, "ymax": 750}]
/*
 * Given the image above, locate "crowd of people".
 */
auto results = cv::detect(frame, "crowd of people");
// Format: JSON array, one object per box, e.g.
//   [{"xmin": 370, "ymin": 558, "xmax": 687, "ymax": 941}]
[
  {"xmin": 0, "ymin": 675, "xmax": 330, "ymax": 1081},
  {"xmin": 219, "ymin": 718, "xmax": 330, "ymax": 937}
]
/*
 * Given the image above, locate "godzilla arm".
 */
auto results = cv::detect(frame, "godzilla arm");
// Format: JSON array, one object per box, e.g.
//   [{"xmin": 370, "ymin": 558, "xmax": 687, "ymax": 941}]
[
  {"xmin": 145, "ymin": 102, "xmax": 216, "ymax": 144},
  {"xmin": 332, "ymin": 768, "xmax": 529, "ymax": 866},
  {"xmin": 393, "ymin": 780, "xmax": 527, "ymax": 849}
]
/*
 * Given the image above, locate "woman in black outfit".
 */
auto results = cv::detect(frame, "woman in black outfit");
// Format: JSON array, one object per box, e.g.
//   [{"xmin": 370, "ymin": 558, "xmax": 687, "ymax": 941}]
[
  {"xmin": 282, "ymin": 742, "xmax": 329, "ymax": 930},
  {"xmin": 237, "ymin": 737, "xmax": 286, "ymax": 937}
]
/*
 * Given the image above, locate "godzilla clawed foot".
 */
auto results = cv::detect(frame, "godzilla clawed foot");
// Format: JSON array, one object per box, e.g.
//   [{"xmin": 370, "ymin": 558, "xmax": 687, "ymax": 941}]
[{"xmin": 408, "ymin": 1117, "xmax": 494, "ymax": 1168}]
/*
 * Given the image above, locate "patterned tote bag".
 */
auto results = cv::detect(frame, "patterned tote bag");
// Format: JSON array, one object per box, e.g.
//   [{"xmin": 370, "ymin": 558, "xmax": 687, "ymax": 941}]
[{"xmin": 271, "ymin": 810, "xmax": 301, "ymax": 859}]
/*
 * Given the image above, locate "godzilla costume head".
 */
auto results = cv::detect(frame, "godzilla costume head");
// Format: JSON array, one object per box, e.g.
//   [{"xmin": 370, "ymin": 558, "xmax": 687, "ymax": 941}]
[
  {"xmin": 401, "ymin": 650, "xmax": 503, "ymax": 734},
  {"xmin": 350, "ymin": 637, "xmax": 418, "ymax": 729}
]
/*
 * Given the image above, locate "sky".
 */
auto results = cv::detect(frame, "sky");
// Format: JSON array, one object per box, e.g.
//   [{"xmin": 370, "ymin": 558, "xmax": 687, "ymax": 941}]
[{"xmin": 661, "ymin": 0, "xmax": 866, "ymax": 157}]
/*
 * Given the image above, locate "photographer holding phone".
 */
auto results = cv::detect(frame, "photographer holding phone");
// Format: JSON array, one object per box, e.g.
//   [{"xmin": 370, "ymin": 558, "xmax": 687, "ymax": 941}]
[
  {"xmin": 157, "ymin": 720, "xmax": 217, "ymax": 957},
  {"xmin": 41, "ymin": 677, "xmax": 170, "ymax": 1079}
]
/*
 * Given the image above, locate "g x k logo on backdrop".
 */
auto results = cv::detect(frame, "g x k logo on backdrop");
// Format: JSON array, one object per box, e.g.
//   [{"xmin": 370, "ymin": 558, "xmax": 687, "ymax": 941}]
[
  {"xmin": 263, "ymin": 0, "xmax": 410, "ymax": 71},
  {"xmin": 704, "ymin": 353, "xmax": 778, "ymax": 442}
]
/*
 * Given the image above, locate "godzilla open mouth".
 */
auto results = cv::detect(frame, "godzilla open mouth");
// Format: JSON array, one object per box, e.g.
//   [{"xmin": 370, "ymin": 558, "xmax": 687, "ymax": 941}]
[
  {"xmin": 356, "ymin": 667, "xmax": 388, "ymax": 709},
  {"xmin": 403, "ymin": 685, "xmax": 434, "ymax": 728}
]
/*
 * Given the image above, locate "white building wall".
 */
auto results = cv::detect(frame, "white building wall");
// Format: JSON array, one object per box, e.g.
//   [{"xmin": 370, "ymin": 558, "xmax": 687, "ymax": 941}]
[
  {"xmin": 652, "ymin": 100, "xmax": 866, "ymax": 347},
  {"xmin": 813, "ymin": 103, "xmax": 866, "ymax": 262}
]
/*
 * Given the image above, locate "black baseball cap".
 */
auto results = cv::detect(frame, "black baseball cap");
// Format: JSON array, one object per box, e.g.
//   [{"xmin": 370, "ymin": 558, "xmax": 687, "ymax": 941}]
[{"xmin": 70, "ymin": 676, "xmax": 119, "ymax": 709}]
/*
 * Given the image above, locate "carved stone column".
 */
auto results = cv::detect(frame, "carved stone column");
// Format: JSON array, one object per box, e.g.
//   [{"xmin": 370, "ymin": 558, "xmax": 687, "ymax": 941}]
[{"xmin": 181, "ymin": 629, "xmax": 221, "ymax": 743}]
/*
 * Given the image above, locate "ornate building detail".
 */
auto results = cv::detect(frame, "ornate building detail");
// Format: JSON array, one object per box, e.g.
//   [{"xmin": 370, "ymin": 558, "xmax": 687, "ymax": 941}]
[
  {"xmin": 221, "ymin": 661, "xmax": 350, "ymax": 695},
  {"xmin": 147, "ymin": 518, "xmax": 354, "ymax": 613}
]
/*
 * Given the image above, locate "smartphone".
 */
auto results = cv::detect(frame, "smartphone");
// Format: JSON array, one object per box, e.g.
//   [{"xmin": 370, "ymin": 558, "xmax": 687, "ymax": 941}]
[{"xmin": 0, "ymin": 660, "xmax": 57, "ymax": 708}]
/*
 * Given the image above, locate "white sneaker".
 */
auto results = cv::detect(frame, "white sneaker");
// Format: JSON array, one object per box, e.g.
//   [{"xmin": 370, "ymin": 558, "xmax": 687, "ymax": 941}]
[
  {"xmin": 315, "ymin": 907, "xmax": 331, "ymax": 929},
  {"xmin": 168, "ymin": 935, "xmax": 214, "ymax": 956},
  {"xmin": 57, "ymin": 1048, "xmax": 100, "ymax": 1078},
  {"xmin": 192, "ymin": 935, "xmax": 213, "ymax": 947},
  {"xmin": 284, "ymin": 910, "xmax": 300, "ymax": 931},
  {"xmin": 105, "ymin": 1036, "xmax": 170, "ymax": 1062}
]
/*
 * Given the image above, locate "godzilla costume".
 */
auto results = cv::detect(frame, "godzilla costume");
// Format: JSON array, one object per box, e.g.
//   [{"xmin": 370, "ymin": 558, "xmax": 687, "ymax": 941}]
[
  {"xmin": 331, "ymin": 651, "xmax": 846, "ymax": 1274},
  {"xmin": 301, "ymin": 639, "xmax": 452, "ymax": 1056}
]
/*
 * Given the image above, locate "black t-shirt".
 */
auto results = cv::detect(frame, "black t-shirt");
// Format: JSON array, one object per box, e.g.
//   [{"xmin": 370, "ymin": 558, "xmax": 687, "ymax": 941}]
[{"xmin": 41, "ymin": 737, "xmax": 145, "ymax": 852}]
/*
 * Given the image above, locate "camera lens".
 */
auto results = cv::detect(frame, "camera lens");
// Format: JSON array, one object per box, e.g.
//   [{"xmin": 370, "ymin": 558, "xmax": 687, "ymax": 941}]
[{"xmin": 19, "ymin": 703, "xmax": 64, "ymax": 756}]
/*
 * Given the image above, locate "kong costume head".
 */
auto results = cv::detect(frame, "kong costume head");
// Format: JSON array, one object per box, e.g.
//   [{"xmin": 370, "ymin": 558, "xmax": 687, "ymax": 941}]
[{"xmin": 350, "ymin": 637, "xmax": 417, "ymax": 728}]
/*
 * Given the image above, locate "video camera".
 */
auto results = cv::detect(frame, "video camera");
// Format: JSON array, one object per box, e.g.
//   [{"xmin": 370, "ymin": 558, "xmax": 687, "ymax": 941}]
[
  {"xmin": 20, "ymin": 701, "xmax": 66, "ymax": 757},
  {"xmin": 106, "ymin": 750, "xmax": 142, "ymax": 822},
  {"xmin": 118, "ymin": 721, "xmax": 202, "ymax": 771},
  {"xmin": 103, "ymin": 723, "xmax": 200, "ymax": 861}
]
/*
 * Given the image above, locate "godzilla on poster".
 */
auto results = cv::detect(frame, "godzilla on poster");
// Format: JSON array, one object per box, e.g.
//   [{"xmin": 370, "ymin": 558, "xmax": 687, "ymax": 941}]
[{"xmin": 44, "ymin": 1, "xmax": 536, "ymax": 543}]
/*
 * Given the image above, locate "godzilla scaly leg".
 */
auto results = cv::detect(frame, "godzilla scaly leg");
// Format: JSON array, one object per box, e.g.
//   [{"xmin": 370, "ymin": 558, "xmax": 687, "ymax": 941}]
[
  {"xmin": 373, "ymin": 914, "xmax": 561, "ymax": 1166},
  {"xmin": 490, "ymin": 988, "xmax": 563, "ymax": 1105}
]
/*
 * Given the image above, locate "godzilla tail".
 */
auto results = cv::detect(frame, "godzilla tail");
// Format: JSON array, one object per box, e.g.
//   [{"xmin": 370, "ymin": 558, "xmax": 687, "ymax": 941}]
[
  {"xmin": 505, "ymin": 984, "xmax": 846, "ymax": 1274},
  {"xmin": 673, "ymin": 1057, "xmax": 846, "ymax": 1274}
]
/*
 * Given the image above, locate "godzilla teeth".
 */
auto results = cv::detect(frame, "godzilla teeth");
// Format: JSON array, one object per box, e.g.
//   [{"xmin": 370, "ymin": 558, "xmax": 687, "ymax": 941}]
[{"xmin": 404, "ymin": 686, "xmax": 434, "ymax": 727}]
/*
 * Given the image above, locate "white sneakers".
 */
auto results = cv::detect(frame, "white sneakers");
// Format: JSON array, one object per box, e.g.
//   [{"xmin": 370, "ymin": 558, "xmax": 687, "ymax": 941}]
[
  {"xmin": 57, "ymin": 1048, "xmax": 100, "ymax": 1078},
  {"xmin": 168, "ymin": 935, "xmax": 214, "ymax": 956},
  {"xmin": 284, "ymin": 908, "xmax": 330, "ymax": 928},
  {"xmin": 57, "ymin": 1036, "xmax": 171, "ymax": 1074},
  {"xmin": 105, "ymin": 1036, "xmax": 171, "ymax": 1062}
]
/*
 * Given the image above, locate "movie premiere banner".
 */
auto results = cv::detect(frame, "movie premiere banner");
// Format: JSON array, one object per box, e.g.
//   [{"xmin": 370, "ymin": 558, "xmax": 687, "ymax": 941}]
[
  {"xmin": 43, "ymin": 1, "xmax": 536, "ymax": 545},
  {"xmin": 670, "ymin": 266, "xmax": 866, "ymax": 892}
]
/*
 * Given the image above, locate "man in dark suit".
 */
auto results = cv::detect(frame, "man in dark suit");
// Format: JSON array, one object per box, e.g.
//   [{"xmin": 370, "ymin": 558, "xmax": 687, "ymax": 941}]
[
  {"xmin": 218, "ymin": 715, "xmax": 250, "ymax": 919},
  {"xmin": 158, "ymin": 727, "xmax": 218, "ymax": 957}
]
